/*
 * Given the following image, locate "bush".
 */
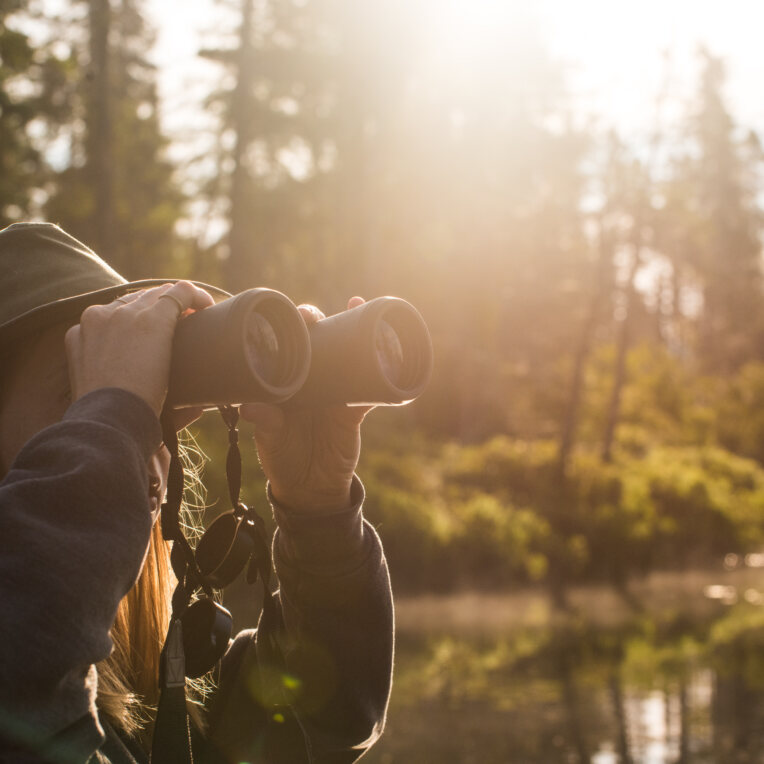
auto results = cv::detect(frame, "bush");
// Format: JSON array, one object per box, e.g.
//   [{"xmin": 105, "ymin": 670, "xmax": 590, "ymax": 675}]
[{"xmin": 357, "ymin": 434, "xmax": 764, "ymax": 592}]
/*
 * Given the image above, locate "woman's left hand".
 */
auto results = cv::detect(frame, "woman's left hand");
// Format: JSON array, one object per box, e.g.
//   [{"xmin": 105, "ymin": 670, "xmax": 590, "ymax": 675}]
[{"xmin": 240, "ymin": 297, "xmax": 372, "ymax": 514}]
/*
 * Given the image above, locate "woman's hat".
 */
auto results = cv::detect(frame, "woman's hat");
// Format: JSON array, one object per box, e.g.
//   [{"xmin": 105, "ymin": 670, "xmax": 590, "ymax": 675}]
[{"xmin": 0, "ymin": 222, "xmax": 231, "ymax": 354}]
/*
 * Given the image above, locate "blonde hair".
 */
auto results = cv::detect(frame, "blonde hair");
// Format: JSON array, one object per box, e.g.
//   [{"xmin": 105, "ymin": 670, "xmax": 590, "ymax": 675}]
[
  {"xmin": 97, "ymin": 436, "xmax": 211, "ymax": 739},
  {"xmin": 0, "ymin": 326, "xmax": 213, "ymax": 742},
  {"xmin": 97, "ymin": 519, "xmax": 173, "ymax": 735}
]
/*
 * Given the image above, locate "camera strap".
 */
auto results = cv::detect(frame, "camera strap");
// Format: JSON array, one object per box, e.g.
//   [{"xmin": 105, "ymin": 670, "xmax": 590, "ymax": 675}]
[{"xmin": 151, "ymin": 407, "xmax": 309, "ymax": 764}]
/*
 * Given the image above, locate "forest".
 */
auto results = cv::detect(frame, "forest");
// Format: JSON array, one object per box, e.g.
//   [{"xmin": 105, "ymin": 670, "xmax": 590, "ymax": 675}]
[
  {"xmin": 4, "ymin": 0, "xmax": 764, "ymax": 603},
  {"xmin": 9, "ymin": 1, "xmax": 764, "ymax": 760}
]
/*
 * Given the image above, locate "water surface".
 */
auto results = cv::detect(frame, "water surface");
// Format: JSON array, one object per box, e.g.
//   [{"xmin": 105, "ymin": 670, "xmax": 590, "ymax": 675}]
[{"xmin": 365, "ymin": 569, "xmax": 764, "ymax": 763}]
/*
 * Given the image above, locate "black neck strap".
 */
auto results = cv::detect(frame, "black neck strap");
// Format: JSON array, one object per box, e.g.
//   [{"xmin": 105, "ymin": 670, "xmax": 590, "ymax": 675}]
[{"xmin": 151, "ymin": 407, "xmax": 303, "ymax": 763}]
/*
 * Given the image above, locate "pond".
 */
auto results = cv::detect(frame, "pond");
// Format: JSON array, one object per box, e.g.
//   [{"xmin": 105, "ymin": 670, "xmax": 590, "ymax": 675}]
[{"xmin": 363, "ymin": 567, "xmax": 764, "ymax": 764}]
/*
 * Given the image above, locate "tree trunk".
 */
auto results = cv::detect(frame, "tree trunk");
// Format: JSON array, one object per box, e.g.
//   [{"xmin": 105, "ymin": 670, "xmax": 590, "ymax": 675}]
[
  {"xmin": 609, "ymin": 670, "xmax": 633, "ymax": 764},
  {"xmin": 557, "ymin": 221, "xmax": 611, "ymax": 478},
  {"xmin": 677, "ymin": 678, "xmax": 689, "ymax": 763},
  {"xmin": 557, "ymin": 301, "xmax": 597, "ymax": 477},
  {"xmin": 557, "ymin": 637, "xmax": 589, "ymax": 762},
  {"xmin": 87, "ymin": 0, "xmax": 115, "ymax": 262},
  {"xmin": 225, "ymin": 0, "xmax": 256, "ymax": 290},
  {"xmin": 601, "ymin": 242, "xmax": 642, "ymax": 463}
]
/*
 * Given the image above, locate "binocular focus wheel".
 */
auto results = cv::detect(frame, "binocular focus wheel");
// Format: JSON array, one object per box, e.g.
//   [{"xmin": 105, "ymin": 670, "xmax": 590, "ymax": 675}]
[
  {"xmin": 195, "ymin": 511, "xmax": 256, "ymax": 589},
  {"xmin": 181, "ymin": 598, "xmax": 233, "ymax": 678}
]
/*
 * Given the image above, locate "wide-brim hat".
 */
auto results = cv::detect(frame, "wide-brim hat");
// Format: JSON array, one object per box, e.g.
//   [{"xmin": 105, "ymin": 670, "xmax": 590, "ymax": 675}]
[{"xmin": 0, "ymin": 222, "xmax": 232, "ymax": 355}]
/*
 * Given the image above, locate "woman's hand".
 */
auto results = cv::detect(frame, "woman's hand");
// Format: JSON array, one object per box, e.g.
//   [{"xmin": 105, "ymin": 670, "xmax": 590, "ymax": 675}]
[
  {"xmin": 240, "ymin": 297, "xmax": 373, "ymax": 514},
  {"xmin": 65, "ymin": 282, "xmax": 214, "ymax": 418}
]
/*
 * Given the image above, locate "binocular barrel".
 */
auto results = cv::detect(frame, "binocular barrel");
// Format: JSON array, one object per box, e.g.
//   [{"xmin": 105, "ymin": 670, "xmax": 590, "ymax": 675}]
[
  {"xmin": 168, "ymin": 288, "xmax": 311, "ymax": 407},
  {"xmin": 167, "ymin": 290, "xmax": 433, "ymax": 408},
  {"xmin": 291, "ymin": 296, "xmax": 433, "ymax": 406}
]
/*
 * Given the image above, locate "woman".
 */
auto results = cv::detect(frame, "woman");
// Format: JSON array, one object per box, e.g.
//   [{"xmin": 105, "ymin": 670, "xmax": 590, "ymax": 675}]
[{"xmin": 0, "ymin": 223, "xmax": 393, "ymax": 763}]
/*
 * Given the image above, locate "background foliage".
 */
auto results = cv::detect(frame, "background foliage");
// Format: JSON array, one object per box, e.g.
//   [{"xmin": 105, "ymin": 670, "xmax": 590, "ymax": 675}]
[{"xmin": 4, "ymin": 0, "xmax": 764, "ymax": 604}]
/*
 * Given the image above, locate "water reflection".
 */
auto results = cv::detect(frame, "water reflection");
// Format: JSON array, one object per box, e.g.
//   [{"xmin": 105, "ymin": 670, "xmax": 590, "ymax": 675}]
[{"xmin": 365, "ymin": 588, "xmax": 764, "ymax": 763}]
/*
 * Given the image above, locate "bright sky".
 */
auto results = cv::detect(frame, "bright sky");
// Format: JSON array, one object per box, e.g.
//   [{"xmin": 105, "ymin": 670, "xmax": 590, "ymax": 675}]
[
  {"xmin": 146, "ymin": 0, "xmax": 764, "ymax": 147},
  {"xmin": 538, "ymin": 0, "xmax": 764, "ymax": 136}
]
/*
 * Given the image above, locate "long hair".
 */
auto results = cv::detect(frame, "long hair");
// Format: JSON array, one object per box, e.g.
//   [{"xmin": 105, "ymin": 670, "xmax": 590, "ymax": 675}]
[
  {"xmin": 96, "ymin": 436, "xmax": 210, "ymax": 738},
  {"xmin": 0, "ymin": 335, "xmax": 211, "ymax": 740},
  {"xmin": 96, "ymin": 519, "xmax": 173, "ymax": 735}
]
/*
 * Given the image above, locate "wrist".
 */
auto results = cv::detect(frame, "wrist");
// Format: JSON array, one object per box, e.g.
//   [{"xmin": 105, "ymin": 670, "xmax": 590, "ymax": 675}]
[
  {"xmin": 73, "ymin": 379, "xmax": 164, "ymax": 418},
  {"xmin": 268, "ymin": 480, "xmax": 354, "ymax": 515},
  {"xmin": 64, "ymin": 388, "xmax": 163, "ymax": 460},
  {"xmin": 270, "ymin": 475, "xmax": 368, "ymax": 571}
]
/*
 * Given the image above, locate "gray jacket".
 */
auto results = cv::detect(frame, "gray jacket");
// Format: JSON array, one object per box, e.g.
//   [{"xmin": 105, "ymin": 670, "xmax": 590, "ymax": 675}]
[{"xmin": 0, "ymin": 389, "xmax": 393, "ymax": 763}]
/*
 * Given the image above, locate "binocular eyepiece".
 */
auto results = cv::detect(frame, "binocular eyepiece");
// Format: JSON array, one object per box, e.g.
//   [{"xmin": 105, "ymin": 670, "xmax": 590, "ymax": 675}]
[{"xmin": 168, "ymin": 289, "xmax": 433, "ymax": 408}]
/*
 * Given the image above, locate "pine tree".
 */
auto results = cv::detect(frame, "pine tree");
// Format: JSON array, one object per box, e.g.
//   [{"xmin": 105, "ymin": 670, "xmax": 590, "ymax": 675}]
[
  {"xmin": 662, "ymin": 50, "xmax": 764, "ymax": 372},
  {"xmin": 199, "ymin": 0, "xmax": 337, "ymax": 297},
  {"xmin": 197, "ymin": 0, "xmax": 415, "ymax": 304},
  {"xmin": 45, "ymin": 0, "xmax": 183, "ymax": 277},
  {"xmin": 0, "ymin": 1, "xmax": 73, "ymax": 225}
]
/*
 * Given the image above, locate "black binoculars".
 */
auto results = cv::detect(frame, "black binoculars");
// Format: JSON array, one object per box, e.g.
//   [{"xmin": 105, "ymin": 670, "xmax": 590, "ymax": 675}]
[{"xmin": 167, "ymin": 289, "xmax": 433, "ymax": 408}]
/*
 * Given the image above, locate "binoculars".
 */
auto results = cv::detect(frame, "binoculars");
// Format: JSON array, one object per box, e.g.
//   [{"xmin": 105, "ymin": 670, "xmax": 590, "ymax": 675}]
[{"xmin": 167, "ymin": 289, "xmax": 433, "ymax": 408}]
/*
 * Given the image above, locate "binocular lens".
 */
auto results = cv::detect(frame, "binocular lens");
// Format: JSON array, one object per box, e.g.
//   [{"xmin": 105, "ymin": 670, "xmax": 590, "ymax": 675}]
[
  {"xmin": 376, "ymin": 320, "xmax": 405, "ymax": 387},
  {"xmin": 244, "ymin": 312, "xmax": 280, "ymax": 385},
  {"xmin": 168, "ymin": 288, "xmax": 311, "ymax": 407},
  {"xmin": 291, "ymin": 296, "xmax": 433, "ymax": 406},
  {"xmin": 168, "ymin": 290, "xmax": 431, "ymax": 408}
]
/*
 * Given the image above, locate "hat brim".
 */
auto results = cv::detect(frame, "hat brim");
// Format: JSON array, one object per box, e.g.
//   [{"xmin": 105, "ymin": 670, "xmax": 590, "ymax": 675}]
[{"xmin": 0, "ymin": 279, "xmax": 233, "ymax": 356}]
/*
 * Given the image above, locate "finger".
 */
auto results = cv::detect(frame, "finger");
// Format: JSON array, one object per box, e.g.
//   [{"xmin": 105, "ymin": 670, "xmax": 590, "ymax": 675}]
[
  {"xmin": 162, "ymin": 280, "xmax": 215, "ymax": 312},
  {"xmin": 64, "ymin": 323, "xmax": 80, "ymax": 353},
  {"xmin": 297, "ymin": 304, "xmax": 326, "ymax": 326},
  {"xmin": 347, "ymin": 296, "xmax": 365, "ymax": 310},
  {"xmin": 173, "ymin": 406, "xmax": 205, "ymax": 431},
  {"xmin": 109, "ymin": 290, "xmax": 145, "ymax": 309},
  {"xmin": 135, "ymin": 281, "xmax": 214, "ymax": 319},
  {"xmin": 126, "ymin": 282, "xmax": 173, "ymax": 308},
  {"xmin": 64, "ymin": 324, "xmax": 82, "ymax": 399},
  {"xmin": 240, "ymin": 402, "xmax": 285, "ymax": 436}
]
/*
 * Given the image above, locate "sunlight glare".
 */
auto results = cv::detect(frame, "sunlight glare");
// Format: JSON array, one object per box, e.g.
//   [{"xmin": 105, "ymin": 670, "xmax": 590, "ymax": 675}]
[
  {"xmin": 433, "ymin": 0, "xmax": 516, "ymax": 59},
  {"xmin": 419, "ymin": 0, "xmax": 535, "ymax": 94}
]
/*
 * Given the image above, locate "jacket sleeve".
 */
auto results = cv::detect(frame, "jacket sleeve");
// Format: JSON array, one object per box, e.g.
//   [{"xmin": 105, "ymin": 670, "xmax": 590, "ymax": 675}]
[
  {"xmin": 207, "ymin": 477, "xmax": 394, "ymax": 764},
  {"xmin": 0, "ymin": 388, "xmax": 162, "ymax": 762}
]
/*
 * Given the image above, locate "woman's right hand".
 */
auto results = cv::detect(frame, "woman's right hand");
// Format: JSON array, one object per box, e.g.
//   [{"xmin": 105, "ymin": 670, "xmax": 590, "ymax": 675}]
[
  {"xmin": 240, "ymin": 298, "xmax": 373, "ymax": 514},
  {"xmin": 65, "ymin": 281, "xmax": 214, "ymax": 418}
]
